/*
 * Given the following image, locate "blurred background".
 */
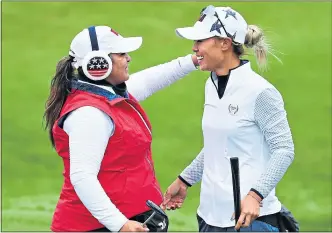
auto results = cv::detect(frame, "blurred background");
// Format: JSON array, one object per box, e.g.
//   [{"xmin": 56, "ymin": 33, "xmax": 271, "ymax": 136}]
[{"xmin": 1, "ymin": 1, "xmax": 331, "ymax": 231}]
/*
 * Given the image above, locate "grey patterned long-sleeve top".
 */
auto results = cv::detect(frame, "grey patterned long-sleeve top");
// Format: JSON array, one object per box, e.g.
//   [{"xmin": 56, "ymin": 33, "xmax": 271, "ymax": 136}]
[{"xmin": 179, "ymin": 88, "xmax": 295, "ymax": 198}]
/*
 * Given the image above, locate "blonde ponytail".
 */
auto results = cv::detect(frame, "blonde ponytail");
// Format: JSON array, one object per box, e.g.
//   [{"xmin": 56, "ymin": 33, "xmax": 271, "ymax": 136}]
[{"xmin": 244, "ymin": 25, "xmax": 269, "ymax": 71}]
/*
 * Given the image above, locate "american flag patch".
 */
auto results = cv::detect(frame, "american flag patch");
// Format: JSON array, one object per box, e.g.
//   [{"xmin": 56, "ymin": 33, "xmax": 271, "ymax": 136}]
[{"xmin": 87, "ymin": 56, "xmax": 109, "ymax": 77}]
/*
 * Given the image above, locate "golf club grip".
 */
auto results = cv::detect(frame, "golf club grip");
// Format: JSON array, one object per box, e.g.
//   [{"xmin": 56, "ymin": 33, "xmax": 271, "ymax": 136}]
[{"xmin": 230, "ymin": 157, "xmax": 241, "ymax": 231}]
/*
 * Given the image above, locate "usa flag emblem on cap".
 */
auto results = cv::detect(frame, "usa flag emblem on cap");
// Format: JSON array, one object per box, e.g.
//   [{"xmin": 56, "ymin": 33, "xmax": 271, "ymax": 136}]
[{"xmin": 87, "ymin": 57, "xmax": 109, "ymax": 77}]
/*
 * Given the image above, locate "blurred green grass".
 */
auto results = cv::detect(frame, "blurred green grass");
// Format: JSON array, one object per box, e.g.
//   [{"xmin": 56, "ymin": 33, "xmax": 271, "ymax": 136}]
[{"xmin": 2, "ymin": 2, "xmax": 331, "ymax": 231}]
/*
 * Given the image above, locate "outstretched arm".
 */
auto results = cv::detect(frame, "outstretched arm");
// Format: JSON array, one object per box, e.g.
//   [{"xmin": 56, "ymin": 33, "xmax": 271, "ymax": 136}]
[{"xmin": 126, "ymin": 54, "xmax": 197, "ymax": 101}]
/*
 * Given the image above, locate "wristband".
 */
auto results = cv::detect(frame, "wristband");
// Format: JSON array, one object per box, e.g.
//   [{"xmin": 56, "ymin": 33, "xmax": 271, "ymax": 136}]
[
  {"xmin": 178, "ymin": 175, "xmax": 192, "ymax": 187},
  {"xmin": 250, "ymin": 188, "xmax": 264, "ymax": 200},
  {"xmin": 247, "ymin": 192, "xmax": 262, "ymax": 204}
]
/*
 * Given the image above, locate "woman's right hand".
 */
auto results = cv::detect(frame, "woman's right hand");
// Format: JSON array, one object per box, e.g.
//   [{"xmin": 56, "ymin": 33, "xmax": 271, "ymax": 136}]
[
  {"xmin": 162, "ymin": 177, "xmax": 189, "ymax": 210},
  {"xmin": 120, "ymin": 220, "xmax": 149, "ymax": 232}
]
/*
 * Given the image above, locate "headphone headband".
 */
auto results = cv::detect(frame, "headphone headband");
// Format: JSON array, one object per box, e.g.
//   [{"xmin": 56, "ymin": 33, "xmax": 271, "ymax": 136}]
[{"xmin": 88, "ymin": 26, "xmax": 99, "ymax": 51}]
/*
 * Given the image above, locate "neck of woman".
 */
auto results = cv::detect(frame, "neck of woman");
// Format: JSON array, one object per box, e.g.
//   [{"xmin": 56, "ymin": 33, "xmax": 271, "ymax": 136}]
[
  {"xmin": 76, "ymin": 73, "xmax": 127, "ymax": 97},
  {"xmin": 215, "ymin": 55, "xmax": 241, "ymax": 76}
]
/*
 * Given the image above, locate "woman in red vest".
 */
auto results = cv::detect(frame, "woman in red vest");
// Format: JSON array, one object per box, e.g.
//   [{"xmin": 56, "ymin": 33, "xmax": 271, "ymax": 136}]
[{"xmin": 44, "ymin": 25, "xmax": 198, "ymax": 232}]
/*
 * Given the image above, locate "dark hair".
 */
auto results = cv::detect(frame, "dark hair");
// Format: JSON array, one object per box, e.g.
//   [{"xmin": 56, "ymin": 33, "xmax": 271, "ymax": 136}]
[{"xmin": 44, "ymin": 56, "xmax": 74, "ymax": 147}]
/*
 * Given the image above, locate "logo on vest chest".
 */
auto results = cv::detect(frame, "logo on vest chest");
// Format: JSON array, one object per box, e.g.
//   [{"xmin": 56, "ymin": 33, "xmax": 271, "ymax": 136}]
[{"xmin": 228, "ymin": 104, "xmax": 239, "ymax": 115}]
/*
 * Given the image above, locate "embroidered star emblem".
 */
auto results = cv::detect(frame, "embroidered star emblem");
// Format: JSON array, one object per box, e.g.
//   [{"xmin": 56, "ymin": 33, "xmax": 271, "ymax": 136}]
[
  {"xmin": 210, "ymin": 13, "xmax": 223, "ymax": 34},
  {"xmin": 224, "ymin": 9, "xmax": 237, "ymax": 20}
]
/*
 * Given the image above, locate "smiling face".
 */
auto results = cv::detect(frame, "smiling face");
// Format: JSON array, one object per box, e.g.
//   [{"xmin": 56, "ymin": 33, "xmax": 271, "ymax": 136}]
[
  {"xmin": 192, "ymin": 37, "xmax": 233, "ymax": 73},
  {"xmin": 106, "ymin": 53, "xmax": 131, "ymax": 85}
]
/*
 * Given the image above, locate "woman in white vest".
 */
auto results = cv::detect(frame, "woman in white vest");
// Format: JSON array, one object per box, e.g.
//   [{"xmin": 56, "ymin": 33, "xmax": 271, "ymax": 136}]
[{"xmin": 162, "ymin": 5, "xmax": 296, "ymax": 232}]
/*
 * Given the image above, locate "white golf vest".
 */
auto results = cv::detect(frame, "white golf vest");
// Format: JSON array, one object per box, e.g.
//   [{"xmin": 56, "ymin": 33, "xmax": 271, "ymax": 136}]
[{"xmin": 197, "ymin": 62, "xmax": 281, "ymax": 228}]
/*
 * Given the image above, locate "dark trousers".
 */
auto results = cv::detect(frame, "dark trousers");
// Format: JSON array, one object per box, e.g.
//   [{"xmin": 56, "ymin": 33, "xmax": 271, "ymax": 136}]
[
  {"xmin": 90, "ymin": 210, "xmax": 169, "ymax": 232},
  {"xmin": 197, "ymin": 214, "xmax": 280, "ymax": 232}
]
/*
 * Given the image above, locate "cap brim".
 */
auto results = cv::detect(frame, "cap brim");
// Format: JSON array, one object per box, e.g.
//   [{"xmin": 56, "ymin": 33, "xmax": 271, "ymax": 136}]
[
  {"xmin": 107, "ymin": 37, "xmax": 143, "ymax": 53},
  {"xmin": 175, "ymin": 27, "xmax": 215, "ymax": 41}
]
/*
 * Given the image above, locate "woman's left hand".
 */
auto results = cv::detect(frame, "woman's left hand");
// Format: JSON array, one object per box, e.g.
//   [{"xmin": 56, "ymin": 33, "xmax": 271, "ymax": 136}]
[{"xmin": 234, "ymin": 191, "xmax": 262, "ymax": 230}]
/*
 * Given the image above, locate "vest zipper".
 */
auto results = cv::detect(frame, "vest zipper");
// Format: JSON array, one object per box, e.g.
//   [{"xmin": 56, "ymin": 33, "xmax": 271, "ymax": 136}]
[
  {"xmin": 127, "ymin": 103, "xmax": 151, "ymax": 136},
  {"xmin": 145, "ymin": 156, "xmax": 163, "ymax": 198},
  {"xmin": 127, "ymin": 102, "xmax": 162, "ymax": 198},
  {"xmin": 154, "ymin": 182, "xmax": 164, "ymax": 199}
]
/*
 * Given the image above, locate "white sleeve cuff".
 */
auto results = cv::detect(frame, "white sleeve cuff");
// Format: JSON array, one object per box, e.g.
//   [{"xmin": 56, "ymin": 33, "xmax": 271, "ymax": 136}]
[
  {"xmin": 110, "ymin": 214, "xmax": 128, "ymax": 232},
  {"xmin": 178, "ymin": 54, "xmax": 198, "ymax": 73}
]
